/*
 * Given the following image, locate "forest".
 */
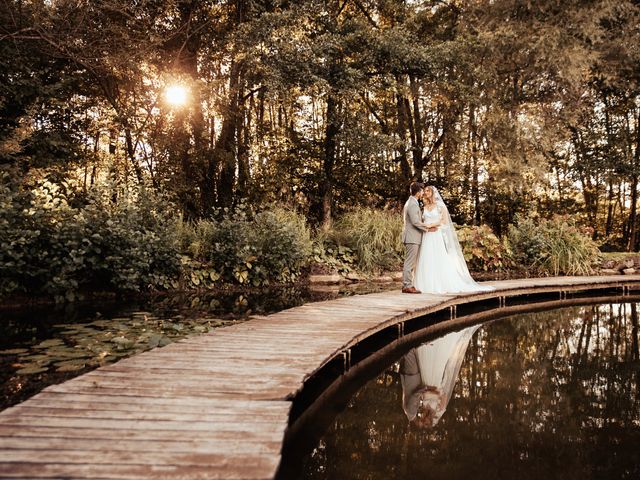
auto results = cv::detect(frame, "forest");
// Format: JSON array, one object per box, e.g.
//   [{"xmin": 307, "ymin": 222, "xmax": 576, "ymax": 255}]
[{"xmin": 1, "ymin": 0, "xmax": 640, "ymax": 297}]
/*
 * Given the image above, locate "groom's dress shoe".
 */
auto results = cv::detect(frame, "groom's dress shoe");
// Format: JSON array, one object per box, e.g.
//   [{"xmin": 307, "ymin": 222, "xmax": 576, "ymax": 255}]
[{"xmin": 402, "ymin": 287, "xmax": 421, "ymax": 294}]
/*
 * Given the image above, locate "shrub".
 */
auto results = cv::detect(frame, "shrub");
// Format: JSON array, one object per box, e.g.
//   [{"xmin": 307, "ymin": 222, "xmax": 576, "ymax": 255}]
[
  {"xmin": 0, "ymin": 177, "xmax": 181, "ymax": 300},
  {"xmin": 508, "ymin": 214, "xmax": 601, "ymax": 275},
  {"xmin": 330, "ymin": 207, "xmax": 404, "ymax": 273},
  {"xmin": 457, "ymin": 224, "xmax": 512, "ymax": 272},
  {"xmin": 310, "ymin": 241, "xmax": 357, "ymax": 275},
  {"xmin": 253, "ymin": 206, "xmax": 312, "ymax": 283},
  {"xmin": 178, "ymin": 204, "xmax": 312, "ymax": 287}
]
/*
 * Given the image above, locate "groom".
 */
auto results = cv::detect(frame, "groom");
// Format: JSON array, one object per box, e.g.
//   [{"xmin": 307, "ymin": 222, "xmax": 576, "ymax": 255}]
[{"xmin": 402, "ymin": 182, "xmax": 436, "ymax": 294}]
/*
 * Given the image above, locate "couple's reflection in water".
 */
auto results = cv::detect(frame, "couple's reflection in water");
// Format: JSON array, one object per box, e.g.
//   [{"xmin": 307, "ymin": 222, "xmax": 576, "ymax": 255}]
[
  {"xmin": 400, "ymin": 325, "xmax": 481, "ymax": 428},
  {"xmin": 279, "ymin": 324, "xmax": 483, "ymax": 480}
]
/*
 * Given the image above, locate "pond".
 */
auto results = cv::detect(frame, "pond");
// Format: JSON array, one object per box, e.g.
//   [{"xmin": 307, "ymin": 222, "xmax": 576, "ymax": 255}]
[
  {"xmin": 291, "ymin": 302, "xmax": 640, "ymax": 480},
  {"xmin": 0, "ymin": 282, "xmax": 395, "ymax": 411}
]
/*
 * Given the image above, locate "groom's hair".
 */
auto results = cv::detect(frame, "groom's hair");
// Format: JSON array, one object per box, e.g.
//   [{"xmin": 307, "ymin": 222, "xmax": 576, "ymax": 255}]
[{"xmin": 410, "ymin": 182, "xmax": 425, "ymax": 195}]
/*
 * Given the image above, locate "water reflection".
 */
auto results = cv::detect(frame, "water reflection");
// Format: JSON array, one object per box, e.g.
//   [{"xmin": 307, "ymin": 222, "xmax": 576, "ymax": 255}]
[
  {"xmin": 401, "ymin": 325, "xmax": 480, "ymax": 428},
  {"xmin": 298, "ymin": 303, "xmax": 640, "ymax": 480}
]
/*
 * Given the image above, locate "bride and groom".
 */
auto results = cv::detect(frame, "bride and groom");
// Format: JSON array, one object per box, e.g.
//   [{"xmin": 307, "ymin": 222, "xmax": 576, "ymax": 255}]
[
  {"xmin": 402, "ymin": 182, "xmax": 493, "ymax": 295},
  {"xmin": 400, "ymin": 324, "xmax": 481, "ymax": 428}
]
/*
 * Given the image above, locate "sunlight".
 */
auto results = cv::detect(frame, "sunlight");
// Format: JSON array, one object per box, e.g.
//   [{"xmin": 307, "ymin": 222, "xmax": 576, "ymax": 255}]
[{"xmin": 164, "ymin": 84, "xmax": 189, "ymax": 106}]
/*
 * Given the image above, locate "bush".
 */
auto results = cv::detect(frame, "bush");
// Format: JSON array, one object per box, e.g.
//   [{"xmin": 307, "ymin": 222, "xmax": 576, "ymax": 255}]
[
  {"xmin": 178, "ymin": 204, "xmax": 312, "ymax": 286},
  {"xmin": 330, "ymin": 207, "xmax": 404, "ymax": 273},
  {"xmin": 253, "ymin": 207, "xmax": 312, "ymax": 283},
  {"xmin": 310, "ymin": 237, "xmax": 357, "ymax": 275},
  {"xmin": 508, "ymin": 214, "xmax": 601, "ymax": 275},
  {"xmin": 457, "ymin": 224, "xmax": 512, "ymax": 272},
  {"xmin": 0, "ymin": 177, "xmax": 181, "ymax": 300}
]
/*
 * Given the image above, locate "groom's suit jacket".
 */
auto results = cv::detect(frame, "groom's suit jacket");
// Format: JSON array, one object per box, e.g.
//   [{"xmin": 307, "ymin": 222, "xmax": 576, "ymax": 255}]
[{"xmin": 402, "ymin": 196, "xmax": 423, "ymax": 244}]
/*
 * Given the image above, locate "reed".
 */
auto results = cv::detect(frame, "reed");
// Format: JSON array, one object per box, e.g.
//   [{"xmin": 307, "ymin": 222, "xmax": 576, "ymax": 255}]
[
  {"xmin": 508, "ymin": 215, "xmax": 601, "ymax": 276},
  {"xmin": 331, "ymin": 207, "xmax": 404, "ymax": 273}
]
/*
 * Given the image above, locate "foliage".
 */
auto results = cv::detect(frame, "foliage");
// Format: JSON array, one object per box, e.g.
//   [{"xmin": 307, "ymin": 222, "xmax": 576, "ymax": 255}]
[
  {"xmin": 508, "ymin": 214, "xmax": 601, "ymax": 276},
  {"xmin": 457, "ymin": 224, "xmax": 513, "ymax": 272},
  {"xmin": 310, "ymin": 241, "xmax": 357, "ymax": 275},
  {"xmin": 330, "ymin": 207, "xmax": 404, "ymax": 273},
  {"xmin": 178, "ymin": 205, "xmax": 312, "ymax": 287},
  {"xmin": 0, "ymin": 177, "xmax": 181, "ymax": 300}
]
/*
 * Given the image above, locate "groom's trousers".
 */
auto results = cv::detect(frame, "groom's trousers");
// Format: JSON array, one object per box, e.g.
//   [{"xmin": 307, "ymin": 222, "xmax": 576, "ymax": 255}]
[{"xmin": 403, "ymin": 243, "xmax": 420, "ymax": 288}]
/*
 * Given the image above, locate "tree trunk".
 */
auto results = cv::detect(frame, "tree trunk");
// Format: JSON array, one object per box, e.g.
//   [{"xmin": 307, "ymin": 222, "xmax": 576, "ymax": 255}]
[
  {"xmin": 236, "ymin": 87, "xmax": 251, "ymax": 200},
  {"xmin": 572, "ymin": 129, "xmax": 598, "ymax": 237},
  {"xmin": 409, "ymin": 74, "xmax": 424, "ymax": 179},
  {"xmin": 628, "ymin": 107, "xmax": 640, "ymax": 251},
  {"xmin": 395, "ymin": 75, "xmax": 411, "ymax": 181},
  {"xmin": 124, "ymin": 127, "xmax": 143, "ymax": 183},
  {"xmin": 605, "ymin": 179, "xmax": 614, "ymax": 237},
  {"xmin": 214, "ymin": 61, "xmax": 243, "ymax": 209},
  {"xmin": 469, "ymin": 105, "xmax": 481, "ymax": 225},
  {"xmin": 321, "ymin": 91, "xmax": 340, "ymax": 230},
  {"xmin": 629, "ymin": 180, "xmax": 639, "ymax": 252}
]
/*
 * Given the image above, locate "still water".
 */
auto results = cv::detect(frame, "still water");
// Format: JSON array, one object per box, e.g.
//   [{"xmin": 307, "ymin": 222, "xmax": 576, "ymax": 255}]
[{"xmin": 299, "ymin": 303, "xmax": 640, "ymax": 480}]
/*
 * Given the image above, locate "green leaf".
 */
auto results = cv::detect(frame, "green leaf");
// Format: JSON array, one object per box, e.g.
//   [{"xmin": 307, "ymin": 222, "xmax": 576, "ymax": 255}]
[{"xmin": 16, "ymin": 365, "xmax": 49, "ymax": 375}]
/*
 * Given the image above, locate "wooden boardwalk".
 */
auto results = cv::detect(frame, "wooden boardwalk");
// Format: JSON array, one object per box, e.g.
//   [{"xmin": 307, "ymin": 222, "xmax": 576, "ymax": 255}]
[{"xmin": 2, "ymin": 275, "xmax": 640, "ymax": 479}]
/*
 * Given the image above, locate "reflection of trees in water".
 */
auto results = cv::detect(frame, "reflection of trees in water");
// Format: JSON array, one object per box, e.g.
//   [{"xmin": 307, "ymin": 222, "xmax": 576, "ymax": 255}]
[{"xmin": 303, "ymin": 304, "xmax": 640, "ymax": 480}]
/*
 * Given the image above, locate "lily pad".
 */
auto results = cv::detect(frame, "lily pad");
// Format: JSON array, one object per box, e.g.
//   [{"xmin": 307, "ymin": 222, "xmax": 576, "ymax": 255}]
[
  {"xmin": 46, "ymin": 344, "xmax": 87, "ymax": 354},
  {"xmin": 148, "ymin": 334, "xmax": 163, "ymax": 348},
  {"xmin": 0, "ymin": 348, "xmax": 29, "ymax": 355},
  {"xmin": 55, "ymin": 359, "xmax": 87, "ymax": 372},
  {"xmin": 28, "ymin": 358, "xmax": 55, "ymax": 366},
  {"xmin": 87, "ymin": 320, "xmax": 113, "ymax": 327},
  {"xmin": 100, "ymin": 355, "xmax": 119, "ymax": 363},
  {"xmin": 111, "ymin": 336, "xmax": 135, "ymax": 349},
  {"xmin": 16, "ymin": 365, "xmax": 49, "ymax": 375},
  {"xmin": 35, "ymin": 339, "xmax": 65, "ymax": 349}
]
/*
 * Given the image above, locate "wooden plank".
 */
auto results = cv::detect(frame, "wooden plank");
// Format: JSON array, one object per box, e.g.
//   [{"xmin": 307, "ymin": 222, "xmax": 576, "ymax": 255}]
[
  {"xmin": 43, "ymin": 383, "xmax": 293, "ymax": 401},
  {"xmin": 38, "ymin": 382, "xmax": 297, "ymax": 400},
  {"xmin": 0, "ymin": 462, "xmax": 279, "ymax": 480},
  {"xmin": 24, "ymin": 394, "xmax": 289, "ymax": 413},
  {"xmin": 0, "ymin": 436, "xmax": 281, "ymax": 454},
  {"xmin": 4, "ymin": 406, "xmax": 286, "ymax": 423},
  {"xmin": 0, "ymin": 425, "xmax": 279, "ymax": 443},
  {"xmin": 0, "ymin": 416, "xmax": 286, "ymax": 437}
]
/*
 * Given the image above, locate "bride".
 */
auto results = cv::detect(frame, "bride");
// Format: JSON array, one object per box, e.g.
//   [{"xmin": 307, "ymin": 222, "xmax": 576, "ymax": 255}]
[
  {"xmin": 414, "ymin": 186, "xmax": 494, "ymax": 294},
  {"xmin": 400, "ymin": 324, "xmax": 481, "ymax": 427}
]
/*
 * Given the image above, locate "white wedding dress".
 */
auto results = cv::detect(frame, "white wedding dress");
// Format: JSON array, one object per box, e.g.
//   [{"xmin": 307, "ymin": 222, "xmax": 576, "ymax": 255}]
[
  {"xmin": 400, "ymin": 325, "xmax": 481, "ymax": 425},
  {"xmin": 414, "ymin": 197, "xmax": 494, "ymax": 294}
]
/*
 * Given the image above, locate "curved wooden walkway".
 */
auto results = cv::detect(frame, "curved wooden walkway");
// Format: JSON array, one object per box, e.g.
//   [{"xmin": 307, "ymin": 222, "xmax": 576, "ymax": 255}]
[{"xmin": 1, "ymin": 275, "xmax": 640, "ymax": 479}]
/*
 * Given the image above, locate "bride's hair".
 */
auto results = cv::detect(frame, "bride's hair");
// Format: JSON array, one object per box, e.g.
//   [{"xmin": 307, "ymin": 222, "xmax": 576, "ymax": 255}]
[{"xmin": 423, "ymin": 185, "xmax": 436, "ymax": 206}]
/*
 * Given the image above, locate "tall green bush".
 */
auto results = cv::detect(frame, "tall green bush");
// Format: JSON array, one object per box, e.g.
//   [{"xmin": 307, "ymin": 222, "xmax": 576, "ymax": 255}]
[
  {"xmin": 508, "ymin": 214, "xmax": 601, "ymax": 275},
  {"xmin": 178, "ymin": 204, "xmax": 312, "ymax": 286},
  {"xmin": 0, "ymin": 178, "xmax": 181, "ymax": 300},
  {"xmin": 331, "ymin": 207, "xmax": 403, "ymax": 273}
]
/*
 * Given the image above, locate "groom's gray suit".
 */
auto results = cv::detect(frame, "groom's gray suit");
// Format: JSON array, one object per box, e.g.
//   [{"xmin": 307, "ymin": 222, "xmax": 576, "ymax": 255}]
[{"xmin": 402, "ymin": 196, "xmax": 424, "ymax": 289}]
